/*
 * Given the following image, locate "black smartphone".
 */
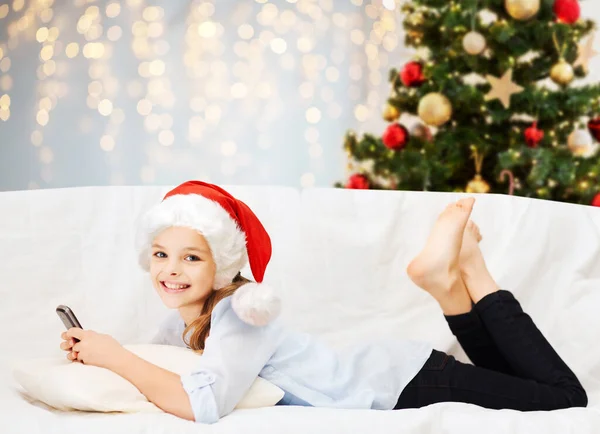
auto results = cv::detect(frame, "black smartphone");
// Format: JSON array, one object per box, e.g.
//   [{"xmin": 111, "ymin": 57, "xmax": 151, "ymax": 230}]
[{"xmin": 56, "ymin": 305, "xmax": 83, "ymax": 342}]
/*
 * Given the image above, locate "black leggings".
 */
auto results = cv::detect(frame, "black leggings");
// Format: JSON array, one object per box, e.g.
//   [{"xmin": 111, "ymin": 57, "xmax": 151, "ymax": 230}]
[{"xmin": 395, "ymin": 290, "xmax": 587, "ymax": 411}]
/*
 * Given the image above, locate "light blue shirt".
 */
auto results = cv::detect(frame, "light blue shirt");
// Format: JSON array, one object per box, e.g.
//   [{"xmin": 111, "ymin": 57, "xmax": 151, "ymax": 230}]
[{"xmin": 152, "ymin": 296, "xmax": 433, "ymax": 424}]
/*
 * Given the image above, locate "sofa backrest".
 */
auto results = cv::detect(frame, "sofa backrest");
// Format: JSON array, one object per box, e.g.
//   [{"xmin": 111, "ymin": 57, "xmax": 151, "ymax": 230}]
[{"xmin": 1, "ymin": 186, "xmax": 599, "ymax": 392}]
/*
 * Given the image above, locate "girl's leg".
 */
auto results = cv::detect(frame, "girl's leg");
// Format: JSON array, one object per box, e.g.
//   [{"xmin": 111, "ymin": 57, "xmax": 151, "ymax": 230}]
[
  {"xmin": 460, "ymin": 233, "xmax": 583, "ymax": 390},
  {"xmin": 394, "ymin": 348, "xmax": 587, "ymax": 411},
  {"xmin": 443, "ymin": 300, "xmax": 517, "ymax": 376},
  {"xmin": 441, "ymin": 221, "xmax": 516, "ymax": 375},
  {"xmin": 409, "ymin": 201, "xmax": 515, "ymax": 374},
  {"xmin": 406, "ymin": 199, "xmax": 587, "ymax": 410}
]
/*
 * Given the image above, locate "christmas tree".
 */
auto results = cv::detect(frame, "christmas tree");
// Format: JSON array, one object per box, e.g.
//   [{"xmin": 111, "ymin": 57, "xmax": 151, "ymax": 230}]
[{"xmin": 338, "ymin": 0, "xmax": 600, "ymax": 206}]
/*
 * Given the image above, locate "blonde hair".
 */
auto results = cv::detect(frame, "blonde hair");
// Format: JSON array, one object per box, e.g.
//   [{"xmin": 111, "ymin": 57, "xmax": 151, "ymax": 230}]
[{"xmin": 182, "ymin": 272, "xmax": 252, "ymax": 353}]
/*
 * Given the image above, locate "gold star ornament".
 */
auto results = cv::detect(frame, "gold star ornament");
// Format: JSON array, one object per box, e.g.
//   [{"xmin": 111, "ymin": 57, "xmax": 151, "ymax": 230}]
[
  {"xmin": 484, "ymin": 68, "xmax": 524, "ymax": 109},
  {"xmin": 573, "ymin": 33, "xmax": 599, "ymax": 70}
]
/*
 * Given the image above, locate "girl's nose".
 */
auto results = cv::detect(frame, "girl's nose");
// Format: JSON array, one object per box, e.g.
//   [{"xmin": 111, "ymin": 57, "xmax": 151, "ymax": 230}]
[{"xmin": 166, "ymin": 262, "xmax": 181, "ymax": 276}]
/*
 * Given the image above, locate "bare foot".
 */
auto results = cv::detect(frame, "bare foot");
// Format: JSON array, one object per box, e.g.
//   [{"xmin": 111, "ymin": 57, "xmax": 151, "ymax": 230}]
[
  {"xmin": 459, "ymin": 224, "xmax": 500, "ymax": 304},
  {"xmin": 459, "ymin": 220, "xmax": 482, "ymax": 270},
  {"xmin": 407, "ymin": 198, "xmax": 476, "ymax": 315}
]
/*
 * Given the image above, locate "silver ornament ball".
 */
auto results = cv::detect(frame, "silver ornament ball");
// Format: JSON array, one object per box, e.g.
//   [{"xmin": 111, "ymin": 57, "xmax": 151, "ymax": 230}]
[
  {"xmin": 462, "ymin": 31, "xmax": 486, "ymax": 55},
  {"xmin": 568, "ymin": 129, "xmax": 598, "ymax": 158}
]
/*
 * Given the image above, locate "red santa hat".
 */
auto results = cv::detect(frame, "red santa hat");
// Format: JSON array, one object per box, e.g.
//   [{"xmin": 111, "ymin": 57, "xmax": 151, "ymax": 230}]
[{"xmin": 136, "ymin": 180, "xmax": 281, "ymax": 326}]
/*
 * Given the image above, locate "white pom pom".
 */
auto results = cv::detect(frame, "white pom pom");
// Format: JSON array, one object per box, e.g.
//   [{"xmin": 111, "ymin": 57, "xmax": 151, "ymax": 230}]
[{"xmin": 231, "ymin": 282, "xmax": 281, "ymax": 326}]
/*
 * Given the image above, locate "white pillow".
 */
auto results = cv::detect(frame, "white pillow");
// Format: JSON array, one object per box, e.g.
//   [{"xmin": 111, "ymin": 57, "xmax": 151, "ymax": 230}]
[{"xmin": 11, "ymin": 344, "xmax": 284, "ymax": 413}]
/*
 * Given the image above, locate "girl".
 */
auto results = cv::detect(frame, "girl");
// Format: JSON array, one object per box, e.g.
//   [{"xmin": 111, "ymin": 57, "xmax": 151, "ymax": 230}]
[{"xmin": 60, "ymin": 180, "xmax": 587, "ymax": 424}]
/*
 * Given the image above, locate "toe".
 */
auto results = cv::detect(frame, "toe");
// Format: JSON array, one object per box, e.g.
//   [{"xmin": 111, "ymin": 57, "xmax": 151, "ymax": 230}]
[
  {"xmin": 460, "ymin": 197, "xmax": 476, "ymax": 209},
  {"xmin": 473, "ymin": 224, "xmax": 482, "ymax": 240},
  {"xmin": 453, "ymin": 200, "xmax": 469, "ymax": 215},
  {"xmin": 443, "ymin": 202, "xmax": 459, "ymax": 216},
  {"xmin": 445, "ymin": 198, "xmax": 475, "ymax": 216},
  {"xmin": 455, "ymin": 198, "xmax": 471, "ymax": 210}
]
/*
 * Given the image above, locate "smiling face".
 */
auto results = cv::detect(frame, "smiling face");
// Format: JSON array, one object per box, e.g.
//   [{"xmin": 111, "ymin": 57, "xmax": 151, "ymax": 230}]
[{"xmin": 149, "ymin": 226, "xmax": 217, "ymax": 321}]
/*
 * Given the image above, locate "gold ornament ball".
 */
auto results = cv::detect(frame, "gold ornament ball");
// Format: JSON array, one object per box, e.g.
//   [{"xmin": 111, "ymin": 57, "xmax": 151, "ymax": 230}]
[
  {"xmin": 383, "ymin": 104, "xmax": 400, "ymax": 122},
  {"xmin": 408, "ymin": 12, "xmax": 424, "ymax": 26},
  {"xmin": 418, "ymin": 93, "xmax": 453, "ymax": 127},
  {"xmin": 466, "ymin": 175, "xmax": 491, "ymax": 194},
  {"xmin": 505, "ymin": 0, "xmax": 540, "ymax": 21},
  {"xmin": 550, "ymin": 59, "xmax": 574, "ymax": 85},
  {"xmin": 462, "ymin": 31, "xmax": 486, "ymax": 55}
]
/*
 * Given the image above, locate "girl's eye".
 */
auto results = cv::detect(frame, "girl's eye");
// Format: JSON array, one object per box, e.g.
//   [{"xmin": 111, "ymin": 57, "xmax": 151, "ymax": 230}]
[
  {"xmin": 153, "ymin": 252, "xmax": 166, "ymax": 258},
  {"xmin": 185, "ymin": 255, "xmax": 200, "ymax": 261}
]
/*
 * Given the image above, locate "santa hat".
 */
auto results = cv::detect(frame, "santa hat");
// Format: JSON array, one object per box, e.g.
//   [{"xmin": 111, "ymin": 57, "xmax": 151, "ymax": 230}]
[{"xmin": 136, "ymin": 180, "xmax": 281, "ymax": 326}]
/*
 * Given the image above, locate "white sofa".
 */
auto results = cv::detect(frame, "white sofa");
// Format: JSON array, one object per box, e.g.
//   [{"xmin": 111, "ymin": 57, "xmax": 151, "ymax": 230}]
[{"xmin": 1, "ymin": 185, "xmax": 599, "ymax": 433}]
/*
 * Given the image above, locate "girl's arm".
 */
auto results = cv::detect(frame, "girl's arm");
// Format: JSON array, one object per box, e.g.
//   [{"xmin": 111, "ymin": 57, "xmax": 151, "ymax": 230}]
[
  {"xmin": 111, "ymin": 350, "xmax": 195, "ymax": 421},
  {"xmin": 66, "ymin": 297, "xmax": 281, "ymax": 424},
  {"xmin": 180, "ymin": 297, "xmax": 282, "ymax": 424},
  {"xmin": 64, "ymin": 328, "xmax": 195, "ymax": 420}
]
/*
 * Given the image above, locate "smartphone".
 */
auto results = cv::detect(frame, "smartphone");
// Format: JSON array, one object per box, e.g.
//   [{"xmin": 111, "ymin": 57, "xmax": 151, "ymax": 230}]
[{"xmin": 56, "ymin": 305, "xmax": 83, "ymax": 342}]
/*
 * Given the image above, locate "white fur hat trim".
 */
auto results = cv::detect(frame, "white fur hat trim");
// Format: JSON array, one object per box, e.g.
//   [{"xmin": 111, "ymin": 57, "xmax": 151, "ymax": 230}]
[
  {"xmin": 136, "ymin": 193, "xmax": 280, "ymax": 326},
  {"xmin": 136, "ymin": 194, "xmax": 248, "ymax": 289}
]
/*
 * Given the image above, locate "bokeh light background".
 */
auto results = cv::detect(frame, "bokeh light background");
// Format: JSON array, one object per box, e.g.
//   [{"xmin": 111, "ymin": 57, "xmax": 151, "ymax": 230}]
[
  {"xmin": 0, "ymin": 0, "xmax": 410, "ymax": 190},
  {"xmin": 0, "ymin": 0, "xmax": 599, "ymax": 191}
]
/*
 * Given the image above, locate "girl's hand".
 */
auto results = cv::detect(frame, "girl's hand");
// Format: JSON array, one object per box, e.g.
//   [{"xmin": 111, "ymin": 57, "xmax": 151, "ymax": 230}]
[
  {"xmin": 59, "ymin": 332, "xmax": 77, "ymax": 361},
  {"xmin": 62, "ymin": 328, "xmax": 126, "ymax": 370}
]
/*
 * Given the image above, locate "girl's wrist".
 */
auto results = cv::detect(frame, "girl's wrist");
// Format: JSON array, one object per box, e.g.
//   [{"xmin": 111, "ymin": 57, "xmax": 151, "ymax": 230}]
[{"xmin": 108, "ymin": 346, "xmax": 135, "ymax": 373}]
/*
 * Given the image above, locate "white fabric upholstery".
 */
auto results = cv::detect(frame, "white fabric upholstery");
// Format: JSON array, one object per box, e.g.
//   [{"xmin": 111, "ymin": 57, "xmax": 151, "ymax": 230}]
[{"xmin": 2, "ymin": 185, "xmax": 600, "ymax": 433}]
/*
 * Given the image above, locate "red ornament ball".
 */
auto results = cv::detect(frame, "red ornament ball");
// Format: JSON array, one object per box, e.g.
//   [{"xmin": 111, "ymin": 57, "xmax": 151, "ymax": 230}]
[
  {"xmin": 553, "ymin": 0, "xmax": 581, "ymax": 24},
  {"xmin": 346, "ymin": 174, "xmax": 370, "ymax": 190},
  {"xmin": 592, "ymin": 193, "xmax": 600, "ymax": 207},
  {"xmin": 382, "ymin": 123, "xmax": 409, "ymax": 150},
  {"xmin": 588, "ymin": 117, "xmax": 600, "ymax": 141},
  {"xmin": 524, "ymin": 122, "xmax": 544, "ymax": 148},
  {"xmin": 400, "ymin": 62, "xmax": 425, "ymax": 87}
]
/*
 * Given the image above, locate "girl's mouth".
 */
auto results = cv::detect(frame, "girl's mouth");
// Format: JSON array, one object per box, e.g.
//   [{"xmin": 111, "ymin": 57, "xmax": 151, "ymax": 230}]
[{"xmin": 160, "ymin": 281, "xmax": 191, "ymax": 294}]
